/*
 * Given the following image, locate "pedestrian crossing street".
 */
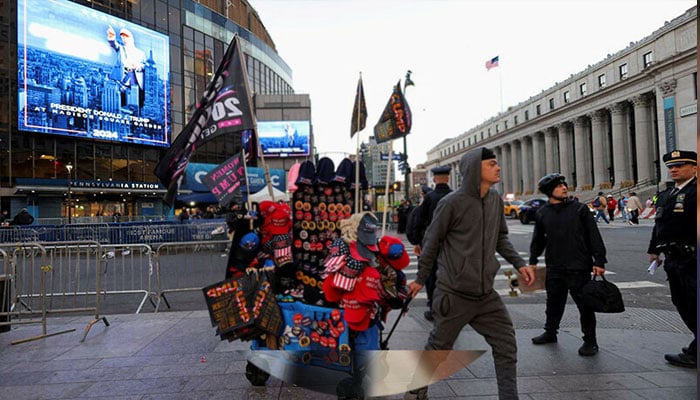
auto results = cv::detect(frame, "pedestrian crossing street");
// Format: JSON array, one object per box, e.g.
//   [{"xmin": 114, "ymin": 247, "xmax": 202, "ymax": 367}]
[{"xmin": 397, "ymin": 239, "xmax": 664, "ymax": 300}]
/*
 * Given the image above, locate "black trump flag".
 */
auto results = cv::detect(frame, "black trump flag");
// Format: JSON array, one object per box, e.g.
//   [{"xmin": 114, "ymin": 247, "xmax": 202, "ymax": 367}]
[
  {"xmin": 155, "ymin": 34, "xmax": 255, "ymax": 206},
  {"xmin": 373, "ymin": 80, "xmax": 412, "ymax": 144}
]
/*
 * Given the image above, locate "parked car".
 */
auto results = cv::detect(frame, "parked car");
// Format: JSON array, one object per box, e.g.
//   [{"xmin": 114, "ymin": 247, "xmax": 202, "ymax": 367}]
[
  {"xmin": 503, "ymin": 200, "xmax": 523, "ymax": 218},
  {"xmin": 518, "ymin": 198, "xmax": 548, "ymax": 224}
]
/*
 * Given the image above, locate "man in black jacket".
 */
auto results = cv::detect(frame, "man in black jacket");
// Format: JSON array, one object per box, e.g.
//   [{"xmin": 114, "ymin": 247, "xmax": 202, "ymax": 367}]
[
  {"xmin": 648, "ymin": 150, "xmax": 696, "ymax": 368},
  {"xmin": 527, "ymin": 173, "xmax": 607, "ymax": 356},
  {"xmin": 11, "ymin": 208, "xmax": 34, "ymax": 226},
  {"xmin": 414, "ymin": 165, "xmax": 452, "ymax": 321}
]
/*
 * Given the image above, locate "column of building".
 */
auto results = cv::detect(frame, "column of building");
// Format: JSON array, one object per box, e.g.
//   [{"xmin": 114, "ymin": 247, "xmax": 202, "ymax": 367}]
[
  {"xmin": 544, "ymin": 127, "xmax": 557, "ymax": 174},
  {"xmin": 608, "ymin": 102, "xmax": 631, "ymax": 188},
  {"xmin": 557, "ymin": 122, "xmax": 574, "ymax": 188},
  {"xmin": 632, "ymin": 93, "xmax": 654, "ymax": 183},
  {"xmin": 520, "ymin": 137, "xmax": 533, "ymax": 194},
  {"xmin": 589, "ymin": 109, "xmax": 609, "ymax": 189},
  {"xmin": 573, "ymin": 116, "xmax": 592, "ymax": 190},
  {"xmin": 510, "ymin": 140, "xmax": 521, "ymax": 194},
  {"xmin": 531, "ymin": 132, "xmax": 545, "ymax": 187}
]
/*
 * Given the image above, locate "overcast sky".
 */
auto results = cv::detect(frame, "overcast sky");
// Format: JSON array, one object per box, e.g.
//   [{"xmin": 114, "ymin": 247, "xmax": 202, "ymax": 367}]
[{"xmin": 251, "ymin": 0, "xmax": 695, "ymax": 168}]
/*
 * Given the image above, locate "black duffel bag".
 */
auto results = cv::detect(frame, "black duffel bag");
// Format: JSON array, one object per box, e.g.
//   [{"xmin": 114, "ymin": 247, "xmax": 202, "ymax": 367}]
[{"xmin": 582, "ymin": 275, "xmax": 625, "ymax": 313}]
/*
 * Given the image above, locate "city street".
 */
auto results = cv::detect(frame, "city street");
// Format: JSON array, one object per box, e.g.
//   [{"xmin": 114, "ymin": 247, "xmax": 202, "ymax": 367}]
[{"xmin": 91, "ymin": 216, "xmax": 674, "ymax": 317}]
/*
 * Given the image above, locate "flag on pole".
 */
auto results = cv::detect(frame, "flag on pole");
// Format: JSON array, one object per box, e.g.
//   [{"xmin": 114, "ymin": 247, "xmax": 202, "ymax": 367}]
[
  {"xmin": 200, "ymin": 152, "xmax": 246, "ymax": 208},
  {"xmin": 350, "ymin": 76, "xmax": 367, "ymax": 138},
  {"xmin": 155, "ymin": 34, "xmax": 255, "ymax": 206},
  {"xmin": 485, "ymin": 56, "xmax": 499, "ymax": 71},
  {"xmin": 373, "ymin": 80, "xmax": 412, "ymax": 144}
]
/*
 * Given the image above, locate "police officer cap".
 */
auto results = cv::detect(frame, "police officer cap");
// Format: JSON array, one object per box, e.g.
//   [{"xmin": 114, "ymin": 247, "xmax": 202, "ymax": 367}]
[
  {"xmin": 431, "ymin": 165, "xmax": 451, "ymax": 175},
  {"xmin": 663, "ymin": 150, "xmax": 697, "ymax": 167}
]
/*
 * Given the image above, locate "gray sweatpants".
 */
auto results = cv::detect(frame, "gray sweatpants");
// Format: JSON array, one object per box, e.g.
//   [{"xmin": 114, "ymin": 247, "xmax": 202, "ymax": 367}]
[{"xmin": 427, "ymin": 288, "xmax": 519, "ymax": 400}]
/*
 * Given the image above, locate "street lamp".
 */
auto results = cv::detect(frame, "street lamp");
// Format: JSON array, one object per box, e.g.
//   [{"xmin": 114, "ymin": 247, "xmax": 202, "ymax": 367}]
[
  {"xmin": 403, "ymin": 70, "xmax": 414, "ymax": 201},
  {"xmin": 66, "ymin": 163, "xmax": 73, "ymax": 224}
]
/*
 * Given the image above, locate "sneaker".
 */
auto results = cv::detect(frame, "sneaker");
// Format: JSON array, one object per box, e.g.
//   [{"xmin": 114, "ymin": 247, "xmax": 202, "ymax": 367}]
[
  {"xmin": 665, "ymin": 353, "xmax": 697, "ymax": 368},
  {"xmin": 404, "ymin": 387, "xmax": 428, "ymax": 400},
  {"xmin": 423, "ymin": 310, "xmax": 434, "ymax": 322},
  {"xmin": 578, "ymin": 342, "xmax": 599, "ymax": 356},
  {"xmin": 682, "ymin": 347, "xmax": 694, "ymax": 356},
  {"xmin": 531, "ymin": 331, "xmax": 557, "ymax": 344}
]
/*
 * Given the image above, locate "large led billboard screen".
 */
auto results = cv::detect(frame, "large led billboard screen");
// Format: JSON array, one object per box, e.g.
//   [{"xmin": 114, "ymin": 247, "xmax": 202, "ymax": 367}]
[
  {"xmin": 258, "ymin": 120, "xmax": 311, "ymax": 157},
  {"xmin": 17, "ymin": 0, "xmax": 171, "ymax": 148}
]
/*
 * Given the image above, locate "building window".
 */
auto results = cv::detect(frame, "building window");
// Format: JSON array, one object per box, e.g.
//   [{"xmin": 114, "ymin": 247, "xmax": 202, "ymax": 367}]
[
  {"xmin": 619, "ymin": 63, "xmax": 628, "ymax": 80},
  {"xmin": 504, "ymin": 120, "xmax": 508, "ymax": 129},
  {"xmin": 524, "ymin": 110, "xmax": 529, "ymax": 121},
  {"xmin": 643, "ymin": 51, "xmax": 653, "ymax": 68},
  {"xmin": 563, "ymin": 91, "xmax": 570, "ymax": 103},
  {"xmin": 598, "ymin": 74, "xmax": 606, "ymax": 88},
  {"xmin": 481, "ymin": 131, "xmax": 484, "ymax": 140},
  {"xmin": 536, "ymin": 104, "xmax": 541, "ymax": 115},
  {"xmin": 549, "ymin": 98, "xmax": 555, "ymax": 110},
  {"xmin": 694, "ymin": 72, "xmax": 697, "ymax": 100},
  {"xmin": 513, "ymin": 115, "xmax": 518, "ymax": 125},
  {"xmin": 579, "ymin": 82, "xmax": 587, "ymax": 96}
]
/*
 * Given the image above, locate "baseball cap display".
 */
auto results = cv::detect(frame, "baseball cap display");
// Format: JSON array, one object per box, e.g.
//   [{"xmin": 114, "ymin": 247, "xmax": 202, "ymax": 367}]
[
  {"xmin": 378, "ymin": 235, "xmax": 410, "ymax": 270},
  {"xmin": 356, "ymin": 213, "xmax": 379, "ymax": 260}
]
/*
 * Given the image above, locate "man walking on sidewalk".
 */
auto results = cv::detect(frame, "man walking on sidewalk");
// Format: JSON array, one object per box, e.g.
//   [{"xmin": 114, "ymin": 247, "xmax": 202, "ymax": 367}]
[
  {"xmin": 527, "ymin": 173, "xmax": 607, "ymax": 357},
  {"xmin": 405, "ymin": 147, "xmax": 535, "ymax": 400},
  {"xmin": 647, "ymin": 150, "xmax": 697, "ymax": 368}
]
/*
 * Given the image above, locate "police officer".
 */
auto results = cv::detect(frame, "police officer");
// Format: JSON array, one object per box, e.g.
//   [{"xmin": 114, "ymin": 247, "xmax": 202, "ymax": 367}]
[
  {"xmin": 648, "ymin": 150, "xmax": 697, "ymax": 368},
  {"xmin": 415, "ymin": 165, "xmax": 452, "ymax": 321}
]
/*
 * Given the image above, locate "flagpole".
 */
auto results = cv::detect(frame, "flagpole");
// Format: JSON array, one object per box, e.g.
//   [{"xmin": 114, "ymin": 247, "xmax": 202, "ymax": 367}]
[
  {"xmin": 381, "ymin": 140, "xmax": 393, "ymax": 238},
  {"xmin": 354, "ymin": 72, "xmax": 362, "ymax": 214},
  {"xmin": 498, "ymin": 64, "xmax": 504, "ymax": 113},
  {"xmin": 236, "ymin": 35, "xmax": 274, "ymax": 203}
]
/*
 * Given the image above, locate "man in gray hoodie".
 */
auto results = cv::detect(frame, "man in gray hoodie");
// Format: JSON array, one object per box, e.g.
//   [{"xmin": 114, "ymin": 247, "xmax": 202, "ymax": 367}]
[{"xmin": 405, "ymin": 147, "xmax": 535, "ymax": 400}]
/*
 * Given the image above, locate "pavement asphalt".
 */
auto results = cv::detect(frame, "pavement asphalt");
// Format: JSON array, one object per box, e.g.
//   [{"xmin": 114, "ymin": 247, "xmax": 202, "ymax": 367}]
[
  {"xmin": 0, "ymin": 301, "xmax": 696, "ymax": 399},
  {"xmin": 0, "ymin": 226, "xmax": 697, "ymax": 400}
]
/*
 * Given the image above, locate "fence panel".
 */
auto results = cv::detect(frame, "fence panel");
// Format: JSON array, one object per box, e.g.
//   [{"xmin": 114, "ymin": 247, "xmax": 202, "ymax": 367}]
[
  {"xmin": 11, "ymin": 241, "xmax": 108, "ymax": 342},
  {"xmin": 99, "ymin": 244, "xmax": 155, "ymax": 314},
  {"xmin": 153, "ymin": 240, "xmax": 230, "ymax": 312}
]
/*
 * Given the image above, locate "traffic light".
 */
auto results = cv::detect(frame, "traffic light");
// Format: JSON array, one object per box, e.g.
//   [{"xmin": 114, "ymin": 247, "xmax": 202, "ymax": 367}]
[{"xmin": 392, "ymin": 182, "xmax": 401, "ymax": 191}]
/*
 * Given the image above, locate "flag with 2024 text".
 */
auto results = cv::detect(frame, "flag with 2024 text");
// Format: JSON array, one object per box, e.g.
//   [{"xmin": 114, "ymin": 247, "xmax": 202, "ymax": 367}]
[
  {"xmin": 350, "ymin": 76, "xmax": 367, "ymax": 138},
  {"xmin": 154, "ymin": 34, "xmax": 255, "ymax": 206},
  {"xmin": 373, "ymin": 80, "xmax": 412, "ymax": 144}
]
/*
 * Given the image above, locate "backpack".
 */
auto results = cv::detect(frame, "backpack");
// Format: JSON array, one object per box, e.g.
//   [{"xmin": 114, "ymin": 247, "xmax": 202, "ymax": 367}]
[
  {"xmin": 592, "ymin": 197, "xmax": 601, "ymax": 208},
  {"xmin": 405, "ymin": 205, "xmax": 425, "ymax": 245}
]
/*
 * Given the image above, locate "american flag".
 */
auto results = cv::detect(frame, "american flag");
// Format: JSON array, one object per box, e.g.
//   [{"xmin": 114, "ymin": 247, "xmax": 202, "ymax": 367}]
[
  {"xmin": 323, "ymin": 239, "xmax": 349, "ymax": 274},
  {"xmin": 485, "ymin": 56, "xmax": 500, "ymax": 71}
]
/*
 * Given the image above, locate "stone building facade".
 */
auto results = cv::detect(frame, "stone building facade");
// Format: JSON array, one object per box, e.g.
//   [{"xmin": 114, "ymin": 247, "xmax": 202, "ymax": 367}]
[{"xmin": 424, "ymin": 6, "xmax": 697, "ymax": 198}]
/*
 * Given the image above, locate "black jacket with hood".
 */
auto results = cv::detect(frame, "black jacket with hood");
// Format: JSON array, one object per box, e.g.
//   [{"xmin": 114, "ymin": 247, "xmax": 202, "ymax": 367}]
[
  {"xmin": 415, "ymin": 147, "xmax": 526, "ymax": 299},
  {"xmin": 528, "ymin": 199, "xmax": 607, "ymax": 270}
]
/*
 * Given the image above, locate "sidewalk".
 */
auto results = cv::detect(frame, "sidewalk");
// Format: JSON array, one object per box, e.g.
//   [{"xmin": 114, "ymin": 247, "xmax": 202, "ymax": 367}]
[{"xmin": 0, "ymin": 302, "xmax": 696, "ymax": 399}]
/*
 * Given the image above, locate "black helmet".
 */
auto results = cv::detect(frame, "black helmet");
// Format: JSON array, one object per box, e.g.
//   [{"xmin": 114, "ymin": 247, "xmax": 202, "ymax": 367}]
[{"xmin": 537, "ymin": 173, "xmax": 567, "ymax": 196}]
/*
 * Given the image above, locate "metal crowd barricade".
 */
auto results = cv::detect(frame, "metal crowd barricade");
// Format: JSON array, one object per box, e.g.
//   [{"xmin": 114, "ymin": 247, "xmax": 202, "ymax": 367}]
[
  {"xmin": 11, "ymin": 241, "xmax": 109, "ymax": 343},
  {"xmin": 99, "ymin": 243, "xmax": 156, "ymax": 314},
  {"xmin": 0, "ymin": 243, "xmax": 78, "ymax": 344},
  {"xmin": 152, "ymin": 240, "xmax": 230, "ymax": 312}
]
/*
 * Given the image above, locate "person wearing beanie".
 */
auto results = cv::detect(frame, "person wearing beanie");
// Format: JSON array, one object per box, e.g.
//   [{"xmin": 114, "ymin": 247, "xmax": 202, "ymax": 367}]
[
  {"xmin": 527, "ymin": 173, "xmax": 607, "ymax": 357},
  {"xmin": 404, "ymin": 146, "xmax": 534, "ymax": 400}
]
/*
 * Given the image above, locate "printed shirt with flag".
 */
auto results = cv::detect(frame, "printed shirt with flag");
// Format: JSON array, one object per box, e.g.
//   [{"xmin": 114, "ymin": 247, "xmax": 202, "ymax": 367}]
[
  {"xmin": 350, "ymin": 77, "xmax": 367, "ymax": 138},
  {"xmin": 485, "ymin": 56, "xmax": 499, "ymax": 71},
  {"xmin": 154, "ymin": 34, "xmax": 255, "ymax": 206}
]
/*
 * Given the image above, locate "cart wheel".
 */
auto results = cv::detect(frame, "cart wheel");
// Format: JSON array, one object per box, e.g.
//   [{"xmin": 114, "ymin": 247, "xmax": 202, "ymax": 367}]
[
  {"xmin": 336, "ymin": 377, "xmax": 364, "ymax": 400},
  {"xmin": 245, "ymin": 361, "xmax": 270, "ymax": 386}
]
